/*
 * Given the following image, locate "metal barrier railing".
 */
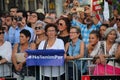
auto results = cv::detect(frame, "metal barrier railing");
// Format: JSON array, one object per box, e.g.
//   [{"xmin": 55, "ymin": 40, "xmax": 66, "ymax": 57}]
[{"xmin": 0, "ymin": 58, "xmax": 120, "ymax": 80}]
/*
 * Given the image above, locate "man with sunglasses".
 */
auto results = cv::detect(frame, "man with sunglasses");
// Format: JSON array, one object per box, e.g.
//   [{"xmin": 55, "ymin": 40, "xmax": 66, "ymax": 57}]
[{"xmin": 14, "ymin": 10, "xmax": 34, "ymax": 44}]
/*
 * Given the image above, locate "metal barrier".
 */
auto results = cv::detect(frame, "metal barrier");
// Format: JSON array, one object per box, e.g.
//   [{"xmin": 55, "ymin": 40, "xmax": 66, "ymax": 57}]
[
  {"xmin": 80, "ymin": 58, "xmax": 120, "ymax": 80},
  {"xmin": 0, "ymin": 58, "xmax": 120, "ymax": 80}
]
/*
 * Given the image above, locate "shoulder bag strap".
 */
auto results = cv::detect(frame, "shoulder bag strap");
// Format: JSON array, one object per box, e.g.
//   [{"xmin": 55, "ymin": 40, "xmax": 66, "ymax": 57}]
[{"xmin": 43, "ymin": 39, "xmax": 48, "ymax": 50}]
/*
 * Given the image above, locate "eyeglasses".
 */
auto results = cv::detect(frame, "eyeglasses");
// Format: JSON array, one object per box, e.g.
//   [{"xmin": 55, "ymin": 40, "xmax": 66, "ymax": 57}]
[
  {"xmin": 35, "ymin": 26, "xmax": 44, "ymax": 30},
  {"xmin": 58, "ymin": 23, "xmax": 63, "ymax": 26},
  {"xmin": 69, "ymin": 32, "xmax": 78, "ymax": 34},
  {"xmin": 47, "ymin": 30, "xmax": 55, "ymax": 32},
  {"xmin": 0, "ymin": 32, "xmax": 4, "ymax": 35},
  {"xmin": 30, "ymin": 15, "xmax": 37, "ymax": 18},
  {"xmin": 116, "ymin": 18, "xmax": 120, "ymax": 21}
]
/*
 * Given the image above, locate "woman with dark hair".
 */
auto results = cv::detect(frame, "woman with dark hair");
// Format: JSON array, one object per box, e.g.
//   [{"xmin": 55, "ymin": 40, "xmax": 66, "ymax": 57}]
[
  {"xmin": 57, "ymin": 17, "xmax": 71, "ymax": 45},
  {"xmin": 12, "ymin": 29, "xmax": 35, "ymax": 73},
  {"xmin": 38, "ymin": 23, "xmax": 65, "ymax": 80},
  {"xmin": 99, "ymin": 24, "xmax": 108, "ymax": 40}
]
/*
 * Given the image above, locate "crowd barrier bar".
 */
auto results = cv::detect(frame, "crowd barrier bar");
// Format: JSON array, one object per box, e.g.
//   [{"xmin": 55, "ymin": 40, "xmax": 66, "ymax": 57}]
[{"xmin": 0, "ymin": 57, "xmax": 119, "ymax": 80}]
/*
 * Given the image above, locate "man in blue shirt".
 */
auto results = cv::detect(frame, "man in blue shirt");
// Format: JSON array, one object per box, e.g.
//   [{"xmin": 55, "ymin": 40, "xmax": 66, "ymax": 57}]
[
  {"xmin": 71, "ymin": 15, "xmax": 101, "ymax": 45},
  {"xmin": 14, "ymin": 10, "xmax": 34, "ymax": 44}
]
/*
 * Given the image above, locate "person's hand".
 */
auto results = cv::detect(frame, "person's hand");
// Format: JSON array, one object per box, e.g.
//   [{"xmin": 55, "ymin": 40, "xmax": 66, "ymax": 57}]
[
  {"xmin": 17, "ymin": 63, "xmax": 24, "ymax": 71},
  {"xmin": 95, "ymin": 58, "xmax": 101, "ymax": 64},
  {"xmin": 88, "ymin": 43, "xmax": 94, "ymax": 54},
  {"xmin": 99, "ymin": 54, "xmax": 106, "ymax": 65},
  {"xmin": 15, "ymin": 65, "xmax": 21, "ymax": 71}
]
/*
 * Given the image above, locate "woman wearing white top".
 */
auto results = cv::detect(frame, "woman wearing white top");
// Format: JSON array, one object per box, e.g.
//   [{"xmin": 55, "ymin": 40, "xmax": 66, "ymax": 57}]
[
  {"xmin": 0, "ymin": 27, "xmax": 12, "ymax": 77},
  {"xmin": 38, "ymin": 23, "xmax": 65, "ymax": 80}
]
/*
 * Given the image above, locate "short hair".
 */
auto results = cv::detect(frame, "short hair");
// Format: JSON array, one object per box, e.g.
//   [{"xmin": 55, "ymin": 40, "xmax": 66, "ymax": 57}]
[
  {"xmin": 100, "ymin": 24, "xmax": 109, "ymax": 28},
  {"xmin": 37, "ymin": 13, "xmax": 45, "ymax": 21},
  {"xmin": 35, "ymin": 20, "xmax": 46, "ymax": 29},
  {"xmin": 20, "ymin": 29, "xmax": 31, "ymax": 41},
  {"xmin": 90, "ymin": 30, "xmax": 100, "ymax": 39},
  {"xmin": 45, "ymin": 23, "xmax": 58, "ymax": 33},
  {"xmin": 17, "ymin": 10, "xmax": 27, "ymax": 19},
  {"xmin": 70, "ymin": 26, "xmax": 82, "ymax": 39}
]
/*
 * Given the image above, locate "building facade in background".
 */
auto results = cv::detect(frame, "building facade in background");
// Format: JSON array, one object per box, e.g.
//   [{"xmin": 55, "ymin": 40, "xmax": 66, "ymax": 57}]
[{"xmin": 0, "ymin": 0, "xmax": 65, "ymax": 17}]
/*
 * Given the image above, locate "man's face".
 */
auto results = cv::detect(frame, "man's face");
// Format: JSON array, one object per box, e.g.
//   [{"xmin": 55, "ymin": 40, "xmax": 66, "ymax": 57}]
[
  {"xmin": 10, "ymin": 8, "xmax": 17, "ymax": 16},
  {"xmin": 16, "ymin": 12, "xmax": 26, "ymax": 27}
]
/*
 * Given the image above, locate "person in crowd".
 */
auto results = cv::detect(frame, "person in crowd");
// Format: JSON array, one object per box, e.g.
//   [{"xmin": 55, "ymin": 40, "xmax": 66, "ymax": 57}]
[
  {"xmin": 29, "ymin": 12, "xmax": 39, "ymax": 29},
  {"xmin": 37, "ymin": 12, "xmax": 45, "ymax": 21},
  {"xmin": 8, "ymin": 16, "xmax": 18, "ymax": 47},
  {"xmin": 71, "ymin": 13, "xmax": 101, "ymax": 45},
  {"xmin": 109, "ymin": 9, "xmax": 119, "ymax": 28},
  {"xmin": 44, "ymin": 16, "xmax": 55, "ymax": 24},
  {"xmin": 26, "ymin": 11, "xmax": 32, "ymax": 27},
  {"xmin": 12, "ymin": 29, "xmax": 35, "ymax": 73},
  {"xmin": 87, "ymin": 30, "xmax": 100, "ymax": 57},
  {"xmin": 38, "ymin": 23, "xmax": 65, "ymax": 80},
  {"xmin": 2, "ymin": 24, "xmax": 9, "ymax": 41},
  {"xmin": 9, "ymin": 6, "xmax": 18, "ymax": 17},
  {"xmin": 115, "ymin": 15, "xmax": 120, "ymax": 36},
  {"xmin": 0, "ymin": 12, "xmax": 6, "ymax": 26},
  {"xmin": 87, "ymin": 30, "xmax": 100, "ymax": 75},
  {"xmin": 99, "ymin": 24, "xmax": 108, "ymax": 40},
  {"xmin": 5, "ymin": 15, "xmax": 12, "ymax": 28},
  {"xmin": 65, "ymin": 26, "xmax": 86, "ymax": 80},
  {"xmin": 32, "ymin": 20, "xmax": 47, "ymax": 48},
  {"xmin": 0, "ymin": 27, "xmax": 12, "ymax": 77},
  {"xmin": 57, "ymin": 17, "xmax": 71, "ymax": 45},
  {"xmin": 14, "ymin": 10, "xmax": 34, "ymax": 43}
]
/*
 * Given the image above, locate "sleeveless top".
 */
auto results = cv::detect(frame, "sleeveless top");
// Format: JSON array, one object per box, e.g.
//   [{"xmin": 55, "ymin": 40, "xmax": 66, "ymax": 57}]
[{"xmin": 67, "ymin": 39, "xmax": 87, "ymax": 73}]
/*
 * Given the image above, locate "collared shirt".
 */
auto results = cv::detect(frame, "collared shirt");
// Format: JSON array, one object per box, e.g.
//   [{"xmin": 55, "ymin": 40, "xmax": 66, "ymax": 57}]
[
  {"xmin": 68, "ymin": 39, "xmax": 87, "ymax": 73},
  {"xmin": 68, "ymin": 39, "xmax": 81, "ymax": 56},
  {"xmin": 71, "ymin": 19, "xmax": 101, "ymax": 45},
  {"xmin": 8, "ymin": 26, "xmax": 17, "ymax": 46},
  {"xmin": 4, "ymin": 32, "xmax": 9, "ymax": 41},
  {"xmin": 14, "ymin": 25, "xmax": 34, "ymax": 44}
]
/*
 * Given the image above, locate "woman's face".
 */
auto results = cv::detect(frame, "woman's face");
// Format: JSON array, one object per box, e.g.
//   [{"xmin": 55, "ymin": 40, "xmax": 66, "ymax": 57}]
[
  {"xmin": 58, "ymin": 20, "xmax": 67, "ymax": 32},
  {"xmin": 100, "ymin": 26, "xmax": 107, "ymax": 38},
  {"xmin": 20, "ymin": 33, "xmax": 29, "ymax": 44},
  {"xmin": 0, "ymin": 30, "xmax": 4, "ymax": 41},
  {"xmin": 89, "ymin": 34, "xmax": 99, "ymax": 46},
  {"xmin": 107, "ymin": 30, "xmax": 117, "ymax": 42},
  {"xmin": 69, "ymin": 28, "xmax": 79, "ymax": 40},
  {"xmin": 46, "ymin": 26, "xmax": 57, "ymax": 38},
  {"xmin": 29, "ymin": 13, "xmax": 38, "ymax": 24},
  {"xmin": 35, "ymin": 24, "xmax": 45, "ymax": 35}
]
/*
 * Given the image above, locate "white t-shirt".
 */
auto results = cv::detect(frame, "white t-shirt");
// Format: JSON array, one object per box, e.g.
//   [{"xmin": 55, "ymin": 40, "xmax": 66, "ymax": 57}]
[
  {"xmin": 38, "ymin": 38, "xmax": 65, "ymax": 77},
  {"xmin": 0, "ymin": 41, "xmax": 12, "ymax": 76}
]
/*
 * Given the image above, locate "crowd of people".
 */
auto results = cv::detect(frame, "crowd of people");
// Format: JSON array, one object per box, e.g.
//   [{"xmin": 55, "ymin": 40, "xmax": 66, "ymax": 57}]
[{"xmin": 0, "ymin": 0, "xmax": 120, "ymax": 80}]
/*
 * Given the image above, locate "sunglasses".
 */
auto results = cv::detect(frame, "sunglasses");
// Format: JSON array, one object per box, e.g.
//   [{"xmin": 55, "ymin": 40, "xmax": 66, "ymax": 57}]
[
  {"xmin": 58, "ymin": 23, "xmax": 63, "ymax": 26},
  {"xmin": 116, "ymin": 18, "xmax": 120, "ymax": 21},
  {"xmin": 35, "ymin": 26, "xmax": 44, "ymax": 30},
  {"xmin": 0, "ymin": 32, "xmax": 4, "ymax": 35}
]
